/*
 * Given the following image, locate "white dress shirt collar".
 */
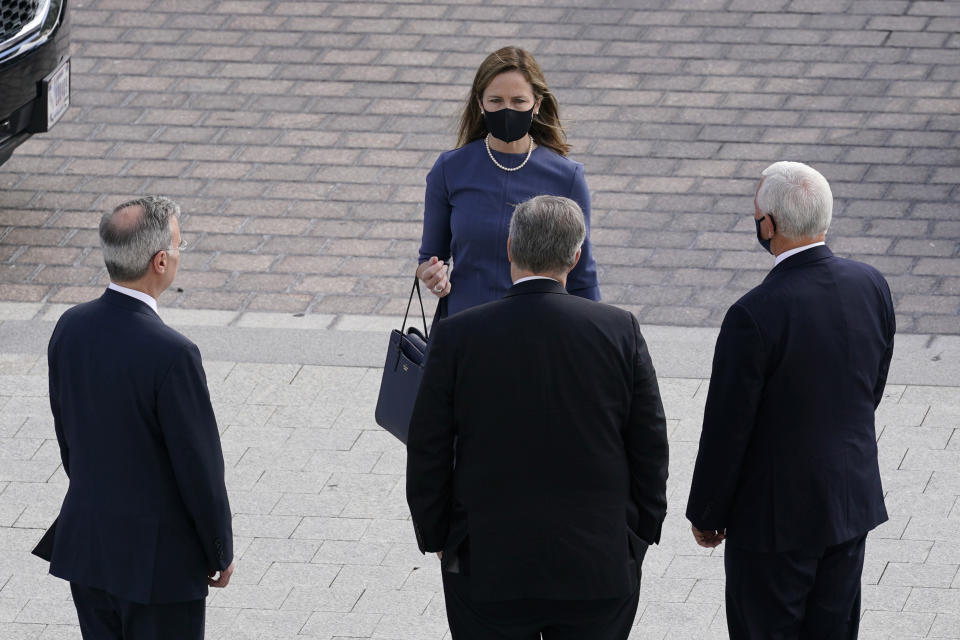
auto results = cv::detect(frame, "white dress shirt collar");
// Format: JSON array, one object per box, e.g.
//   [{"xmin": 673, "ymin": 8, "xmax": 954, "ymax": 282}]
[
  {"xmin": 108, "ymin": 282, "xmax": 158, "ymax": 313},
  {"xmin": 774, "ymin": 241, "xmax": 826, "ymax": 267},
  {"xmin": 513, "ymin": 276, "xmax": 560, "ymax": 285}
]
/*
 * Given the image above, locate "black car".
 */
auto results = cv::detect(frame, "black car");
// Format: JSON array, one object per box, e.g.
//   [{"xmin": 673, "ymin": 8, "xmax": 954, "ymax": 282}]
[{"xmin": 0, "ymin": 0, "xmax": 70, "ymax": 167}]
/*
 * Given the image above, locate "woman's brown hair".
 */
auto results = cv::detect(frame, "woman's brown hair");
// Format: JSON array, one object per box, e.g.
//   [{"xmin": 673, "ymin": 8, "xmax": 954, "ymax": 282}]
[{"xmin": 456, "ymin": 47, "xmax": 571, "ymax": 157}]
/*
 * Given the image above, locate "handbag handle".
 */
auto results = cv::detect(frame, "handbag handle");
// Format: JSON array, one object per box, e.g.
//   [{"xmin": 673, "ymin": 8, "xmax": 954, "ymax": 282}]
[{"xmin": 402, "ymin": 276, "xmax": 429, "ymax": 338}]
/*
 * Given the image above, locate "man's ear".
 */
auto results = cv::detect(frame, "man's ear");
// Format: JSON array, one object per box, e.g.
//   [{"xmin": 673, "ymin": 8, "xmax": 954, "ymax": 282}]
[
  {"xmin": 571, "ymin": 247, "xmax": 581, "ymax": 270},
  {"xmin": 763, "ymin": 214, "xmax": 776, "ymax": 240},
  {"xmin": 506, "ymin": 237, "xmax": 513, "ymax": 264},
  {"xmin": 151, "ymin": 250, "xmax": 168, "ymax": 274}
]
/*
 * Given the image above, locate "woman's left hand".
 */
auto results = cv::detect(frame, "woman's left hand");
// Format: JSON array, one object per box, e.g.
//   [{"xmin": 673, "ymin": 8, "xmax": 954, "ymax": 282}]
[{"xmin": 418, "ymin": 256, "xmax": 451, "ymax": 298}]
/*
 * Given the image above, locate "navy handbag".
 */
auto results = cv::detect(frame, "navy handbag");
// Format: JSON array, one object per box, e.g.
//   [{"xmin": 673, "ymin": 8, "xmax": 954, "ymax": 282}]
[{"xmin": 375, "ymin": 277, "xmax": 434, "ymax": 443}]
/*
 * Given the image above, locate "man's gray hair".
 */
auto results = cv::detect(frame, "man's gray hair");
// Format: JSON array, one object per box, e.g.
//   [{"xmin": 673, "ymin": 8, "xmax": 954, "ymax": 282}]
[
  {"xmin": 99, "ymin": 196, "xmax": 179, "ymax": 282},
  {"xmin": 757, "ymin": 161, "xmax": 833, "ymax": 239},
  {"xmin": 509, "ymin": 195, "xmax": 586, "ymax": 274}
]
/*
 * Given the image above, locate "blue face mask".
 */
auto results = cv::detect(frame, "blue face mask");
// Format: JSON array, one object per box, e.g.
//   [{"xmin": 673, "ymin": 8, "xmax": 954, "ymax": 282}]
[{"xmin": 755, "ymin": 215, "xmax": 775, "ymax": 255}]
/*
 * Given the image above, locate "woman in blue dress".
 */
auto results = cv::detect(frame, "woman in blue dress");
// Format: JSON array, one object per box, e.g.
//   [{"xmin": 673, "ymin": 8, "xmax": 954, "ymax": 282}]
[{"xmin": 416, "ymin": 46, "xmax": 600, "ymax": 316}]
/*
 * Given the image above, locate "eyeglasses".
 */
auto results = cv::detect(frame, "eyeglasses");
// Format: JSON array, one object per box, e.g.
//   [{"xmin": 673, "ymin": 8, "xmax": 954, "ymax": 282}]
[{"xmin": 167, "ymin": 237, "xmax": 188, "ymax": 253}]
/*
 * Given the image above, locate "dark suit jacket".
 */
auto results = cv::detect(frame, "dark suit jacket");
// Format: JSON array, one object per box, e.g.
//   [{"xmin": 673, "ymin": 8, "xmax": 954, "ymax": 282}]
[
  {"xmin": 44, "ymin": 289, "xmax": 233, "ymax": 604},
  {"xmin": 406, "ymin": 278, "xmax": 669, "ymax": 602},
  {"xmin": 686, "ymin": 246, "xmax": 895, "ymax": 553}
]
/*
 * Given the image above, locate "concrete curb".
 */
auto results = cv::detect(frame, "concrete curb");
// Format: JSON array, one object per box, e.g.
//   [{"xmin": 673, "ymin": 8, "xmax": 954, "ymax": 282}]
[{"xmin": 1, "ymin": 311, "xmax": 956, "ymax": 386}]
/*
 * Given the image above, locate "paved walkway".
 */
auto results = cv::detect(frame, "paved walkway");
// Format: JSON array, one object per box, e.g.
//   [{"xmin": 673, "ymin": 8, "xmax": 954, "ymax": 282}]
[
  {"xmin": 0, "ymin": 311, "xmax": 957, "ymax": 639},
  {"xmin": 1, "ymin": 0, "xmax": 957, "ymax": 637},
  {"xmin": 0, "ymin": 0, "xmax": 958, "ymax": 332}
]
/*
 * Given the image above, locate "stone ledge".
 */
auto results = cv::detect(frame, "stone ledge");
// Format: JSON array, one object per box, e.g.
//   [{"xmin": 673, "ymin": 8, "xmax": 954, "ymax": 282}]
[{"xmin": 1, "ymin": 312, "xmax": 957, "ymax": 387}]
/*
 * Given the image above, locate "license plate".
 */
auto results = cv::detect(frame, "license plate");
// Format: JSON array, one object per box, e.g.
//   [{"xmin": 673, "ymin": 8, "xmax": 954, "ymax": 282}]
[{"xmin": 44, "ymin": 59, "xmax": 70, "ymax": 130}]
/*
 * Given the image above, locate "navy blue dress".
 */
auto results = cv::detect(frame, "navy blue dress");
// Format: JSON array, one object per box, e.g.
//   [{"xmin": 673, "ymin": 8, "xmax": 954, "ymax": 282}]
[{"xmin": 418, "ymin": 139, "xmax": 601, "ymax": 316}]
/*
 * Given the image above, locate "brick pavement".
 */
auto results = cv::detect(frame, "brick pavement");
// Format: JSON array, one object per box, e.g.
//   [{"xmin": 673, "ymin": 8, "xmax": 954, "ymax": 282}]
[
  {"xmin": 0, "ymin": 332, "xmax": 958, "ymax": 639},
  {"xmin": 0, "ymin": 0, "xmax": 958, "ymax": 333}
]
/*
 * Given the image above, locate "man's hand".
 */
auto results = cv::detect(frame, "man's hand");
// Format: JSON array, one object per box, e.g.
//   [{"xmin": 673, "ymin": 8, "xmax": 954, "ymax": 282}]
[
  {"xmin": 208, "ymin": 561, "xmax": 235, "ymax": 588},
  {"xmin": 436, "ymin": 551, "xmax": 443, "ymax": 561},
  {"xmin": 691, "ymin": 524, "xmax": 726, "ymax": 548}
]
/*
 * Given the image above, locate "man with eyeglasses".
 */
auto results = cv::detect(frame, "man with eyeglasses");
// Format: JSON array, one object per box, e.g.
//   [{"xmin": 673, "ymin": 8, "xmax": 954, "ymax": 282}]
[{"xmin": 37, "ymin": 196, "xmax": 234, "ymax": 639}]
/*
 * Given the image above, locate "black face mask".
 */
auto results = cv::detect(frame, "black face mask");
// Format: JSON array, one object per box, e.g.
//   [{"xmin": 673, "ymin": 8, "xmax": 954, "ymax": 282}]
[
  {"xmin": 755, "ymin": 214, "xmax": 776, "ymax": 255},
  {"xmin": 483, "ymin": 107, "xmax": 534, "ymax": 144}
]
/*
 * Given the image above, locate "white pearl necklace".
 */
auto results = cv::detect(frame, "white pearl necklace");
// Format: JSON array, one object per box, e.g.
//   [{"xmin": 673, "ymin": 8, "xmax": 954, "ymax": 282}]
[{"xmin": 485, "ymin": 134, "xmax": 533, "ymax": 172}]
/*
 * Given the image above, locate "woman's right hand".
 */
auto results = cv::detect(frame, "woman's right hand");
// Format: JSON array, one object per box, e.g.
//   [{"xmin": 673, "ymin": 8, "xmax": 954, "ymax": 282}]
[{"xmin": 417, "ymin": 256, "xmax": 451, "ymax": 298}]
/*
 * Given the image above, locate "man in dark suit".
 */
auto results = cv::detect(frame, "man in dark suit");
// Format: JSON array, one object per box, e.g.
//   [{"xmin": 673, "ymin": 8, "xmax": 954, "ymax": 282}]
[
  {"xmin": 686, "ymin": 162, "xmax": 895, "ymax": 639},
  {"xmin": 406, "ymin": 195, "xmax": 669, "ymax": 640},
  {"xmin": 41, "ymin": 196, "xmax": 234, "ymax": 639}
]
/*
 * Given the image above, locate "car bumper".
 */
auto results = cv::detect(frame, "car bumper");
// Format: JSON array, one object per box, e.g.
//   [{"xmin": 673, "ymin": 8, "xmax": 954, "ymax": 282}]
[{"xmin": 0, "ymin": 0, "xmax": 70, "ymax": 165}]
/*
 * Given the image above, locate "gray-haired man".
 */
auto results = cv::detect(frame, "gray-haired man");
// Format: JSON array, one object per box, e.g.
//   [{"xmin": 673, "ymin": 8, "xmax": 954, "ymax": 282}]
[
  {"xmin": 686, "ymin": 162, "xmax": 895, "ymax": 638},
  {"xmin": 38, "ymin": 196, "xmax": 234, "ymax": 639},
  {"xmin": 407, "ymin": 195, "xmax": 669, "ymax": 639}
]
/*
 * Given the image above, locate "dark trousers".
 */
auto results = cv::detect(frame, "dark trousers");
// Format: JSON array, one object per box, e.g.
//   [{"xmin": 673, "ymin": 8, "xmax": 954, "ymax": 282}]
[
  {"xmin": 724, "ymin": 533, "xmax": 866, "ymax": 640},
  {"xmin": 441, "ymin": 570, "xmax": 640, "ymax": 640},
  {"xmin": 70, "ymin": 583, "xmax": 205, "ymax": 640}
]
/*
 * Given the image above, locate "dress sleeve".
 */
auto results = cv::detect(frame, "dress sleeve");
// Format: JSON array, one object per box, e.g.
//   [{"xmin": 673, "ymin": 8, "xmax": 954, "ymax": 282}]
[
  {"xmin": 565, "ymin": 163, "xmax": 601, "ymax": 300},
  {"xmin": 419, "ymin": 153, "xmax": 453, "ymax": 265}
]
